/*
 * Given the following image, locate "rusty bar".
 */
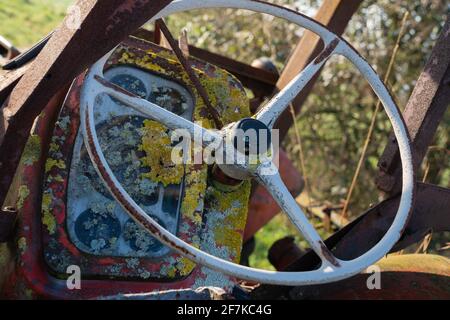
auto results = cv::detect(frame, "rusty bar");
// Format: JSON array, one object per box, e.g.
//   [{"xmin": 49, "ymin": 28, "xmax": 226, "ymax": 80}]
[
  {"xmin": 132, "ymin": 28, "xmax": 279, "ymax": 94},
  {"xmin": 0, "ymin": 0, "xmax": 173, "ymax": 207},
  {"xmin": 377, "ymin": 15, "xmax": 450, "ymax": 195},
  {"xmin": 274, "ymin": 0, "xmax": 363, "ymax": 141},
  {"xmin": 154, "ymin": 20, "xmax": 162, "ymax": 45},
  {"xmin": 0, "ymin": 63, "xmax": 31, "ymax": 108},
  {"xmin": 156, "ymin": 19, "xmax": 224, "ymax": 128}
]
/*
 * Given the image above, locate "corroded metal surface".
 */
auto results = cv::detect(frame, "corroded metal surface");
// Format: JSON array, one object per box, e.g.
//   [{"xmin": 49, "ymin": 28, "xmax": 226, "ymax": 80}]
[
  {"xmin": 0, "ymin": 63, "xmax": 30, "ymax": 108},
  {"xmin": 253, "ymin": 254, "xmax": 450, "ymax": 300}
]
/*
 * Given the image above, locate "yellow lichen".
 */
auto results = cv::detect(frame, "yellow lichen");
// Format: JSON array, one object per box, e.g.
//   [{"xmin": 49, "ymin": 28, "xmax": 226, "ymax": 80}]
[
  {"xmin": 41, "ymin": 192, "xmax": 56, "ymax": 235},
  {"xmin": 177, "ymin": 257, "xmax": 197, "ymax": 277},
  {"xmin": 139, "ymin": 120, "xmax": 184, "ymax": 186},
  {"xmin": 180, "ymin": 168, "xmax": 207, "ymax": 226},
  {"xmin": 209, "ymin": 181, "xmax": 251, "ymax": 261},
  {"xmin": 17, "ymin": 237, "xmax": 27, "ymax": 254},
  {"xmin": 119, "ymin": 51, "xmax": 166, "ymax": 74},
  {"xmin": 45, "ymin": 159, "xmax": 66, "ymax": 173},
  {"xmin": 49, "ymin": 142, "xmax": 59, "ymax": 153},
  {"xmin": 17, "ymin": 185, "xmax": 30, "ymax": 210},
  {"xmin": 21, "ymin": 135, "xmax": 41, "ymax": 165}
]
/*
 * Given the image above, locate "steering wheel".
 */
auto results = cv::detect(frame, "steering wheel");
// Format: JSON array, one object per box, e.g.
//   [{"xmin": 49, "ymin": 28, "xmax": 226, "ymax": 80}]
[{"xmin": 80, "ymin": 0, "xmax": 414, "ymax": 286}]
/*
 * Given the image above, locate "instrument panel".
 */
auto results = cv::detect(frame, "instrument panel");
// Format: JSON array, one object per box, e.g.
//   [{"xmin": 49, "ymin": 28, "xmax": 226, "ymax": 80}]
[{"xmin": 67, "ymin": 66, "xmax": 194, "ymax": 258}]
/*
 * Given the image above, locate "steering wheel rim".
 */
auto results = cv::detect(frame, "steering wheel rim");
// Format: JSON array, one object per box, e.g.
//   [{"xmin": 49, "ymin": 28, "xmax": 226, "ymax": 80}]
[{"xmin": 79, "ymin": 0, "xmax": 415, "ymax": 286}]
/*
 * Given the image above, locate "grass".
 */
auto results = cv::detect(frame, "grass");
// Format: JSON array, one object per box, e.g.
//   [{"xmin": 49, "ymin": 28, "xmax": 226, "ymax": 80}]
[
  {"xmin": 249, "ymin": 211, "xmax": 333, "ymax": 270},
  {"xmin": 0, "ymin": 0, "xmax": 71, "ymax": 49}
]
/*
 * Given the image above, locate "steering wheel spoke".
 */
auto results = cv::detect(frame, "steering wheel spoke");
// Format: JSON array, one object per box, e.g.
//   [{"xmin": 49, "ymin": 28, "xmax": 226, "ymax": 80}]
[
  {"xmin": 255, "ymin": 38, "xmax": 340, "ymax": 128},
  {"xmin": 255, "ymin": 161, "xmax": 341, "ymax": 268}
]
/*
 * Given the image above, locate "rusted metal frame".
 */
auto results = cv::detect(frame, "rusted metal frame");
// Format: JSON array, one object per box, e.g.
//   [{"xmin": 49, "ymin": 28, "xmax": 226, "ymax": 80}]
[
  {"xmin": 156, "ymin": 18, "xmax": 224, "ymax": 128},
  {"xmin": 0, "ymin": 63, "xmax": 31, "ymax": 108},
  {"xmin": 153, "ymin": 20, "xmax": 163, "ymax": 44},
  {"xmin": 253, "ymin": 181, "xmax": 450, "ymax": 297},
  {"xmin": 0, "ymin": 0, "xmax": 173, "ymax": 208},
  {"xmin": 132, "ymin": 27, "xmax": 279, "ymax": 95},
  {"xmin": 0, "ymin": 34, "xmax": 55, "ymax": 106},
  {"xmin": 377, "ymin": 15, "xmax": 450, "ymax": 195},
  {"xmin": 273, "ymin": 0, "xmax": 363, "ymax": 141},
  {"xmin": 0, "ymin": 83, "xmax": 70, "ymax": 242}
]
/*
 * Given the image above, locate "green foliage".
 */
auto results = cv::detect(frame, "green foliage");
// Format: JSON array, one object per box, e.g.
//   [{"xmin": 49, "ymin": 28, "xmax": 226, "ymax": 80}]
[
  {"xmin": 0, "ymin": 0, "xmax": 71, "ymax": 49},
  {"xmin": 249, "ymin": 214, "xmax": 333, "ymax": 270}
]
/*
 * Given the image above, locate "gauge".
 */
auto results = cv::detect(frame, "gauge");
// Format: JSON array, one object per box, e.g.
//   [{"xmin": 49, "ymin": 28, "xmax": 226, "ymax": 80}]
[{"xmin": 67, "ymin": 66, "xmax": 194, "ymax": 258}]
